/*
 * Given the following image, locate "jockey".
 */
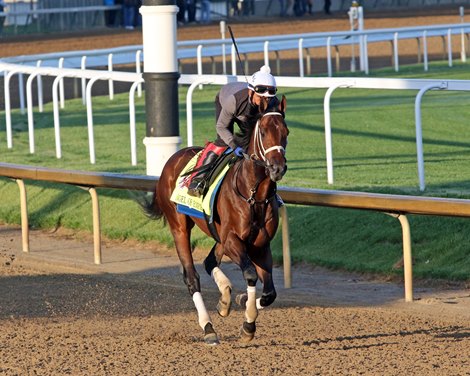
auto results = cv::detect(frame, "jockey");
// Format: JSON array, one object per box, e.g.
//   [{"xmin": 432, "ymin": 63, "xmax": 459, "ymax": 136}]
[{"xmin": 187, "ymin": 65, "xmax": 278, "ymax": 197}]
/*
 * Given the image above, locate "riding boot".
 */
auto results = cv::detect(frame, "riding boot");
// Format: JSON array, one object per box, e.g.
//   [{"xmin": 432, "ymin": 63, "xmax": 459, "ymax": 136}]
[{"xmin": 187, "ymin": 143, "xmax": 226, "ymax": 197}]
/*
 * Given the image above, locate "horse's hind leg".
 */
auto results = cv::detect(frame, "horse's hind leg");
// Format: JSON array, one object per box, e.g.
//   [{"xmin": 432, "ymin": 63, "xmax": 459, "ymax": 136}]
[
  {"xmin": 204, "ymin": 243, "xmax": 232, "ymax": 317},
  {"xmin": 171, "ymin": 218, "xmax": 219, "ymax": 345}
]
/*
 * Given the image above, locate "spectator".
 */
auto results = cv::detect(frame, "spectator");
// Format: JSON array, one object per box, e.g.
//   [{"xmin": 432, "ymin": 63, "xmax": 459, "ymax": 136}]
[
  {"xmin": 134, "ymin": 0, "xmax": 142, "ymax": 27},
  {"xmin": 293, "ymin": 0, "xmax": 306, "ymax": 17},
  {"xmin": 279, "ymin": 0, "xmax": 287, "ymax": 17},
  {"xmin": 104, "ymin": 0, "xmax": 117, "ymax": 28},
  {"xmin": 0, "ymin": 0, "xmax": 6, "ymax": 34},
  {"xmin": 243, "ymin": 0, "xmax": 255, "ymax": 16},
  {"xmin": 177, "ymin": 0, "xmax": 186, "ymax": 24},
  {"xmin": 307, "ymin": 0, "xmax": 313, "ymax": 15},
  {"xmin": 200, "ymin": 0, "xmax": 211, "ymax": 23},
  {"xmin": 324, "ymin": 0, "xmax": 331, "ymax": 14},
  {"xmin": 186, "ymin": 0, "xmax": 196, "ymax": 23},
  {"xmin": 286, "ymin": 0, "xmax": 295, "ymax": 16},
  {"xmin": 123, "ymin": 0, "xmax": 139, "ymax": 30}
]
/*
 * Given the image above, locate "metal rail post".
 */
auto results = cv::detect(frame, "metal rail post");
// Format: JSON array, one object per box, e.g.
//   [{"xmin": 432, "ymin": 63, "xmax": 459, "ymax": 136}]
[
  {"xmin": 386, "ymin": 213, "xmax": 413, "ymax": 302},
  {"xmin": 16, "ymin": 179, "xmax": 30, "ymax": 253},
  {"xmin": 279, "ymin": 205, "xmax": 292, "ymax": 289}
]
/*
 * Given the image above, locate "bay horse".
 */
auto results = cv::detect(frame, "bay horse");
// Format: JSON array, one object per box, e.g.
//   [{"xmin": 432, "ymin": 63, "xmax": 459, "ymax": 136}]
[{"xmin": 141, "ymin": 95, "xmax": 288, "ymax": 345}]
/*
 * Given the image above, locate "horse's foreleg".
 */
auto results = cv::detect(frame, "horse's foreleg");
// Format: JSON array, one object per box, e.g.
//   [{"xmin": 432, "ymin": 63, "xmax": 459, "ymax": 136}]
[
  {"xmin": 251, "ymin": 246, "xmax": 277, "ymax": 309},
  {"xmin": 204, "ymin": 243, "xmax": 232, "ymax": 317},
  {"xmin": 225, "ymin": 235, "xmax": 258, "ymax": 342},
  {"xmin": 173, "ymin": 227, "xmax": 218, "ymax": 345}
]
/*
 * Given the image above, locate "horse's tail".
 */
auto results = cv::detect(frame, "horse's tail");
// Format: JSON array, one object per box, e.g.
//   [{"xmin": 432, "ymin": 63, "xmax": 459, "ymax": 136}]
[{"xmin": 132, "ymin": 191, "xmax": 164, "ymax": 221}]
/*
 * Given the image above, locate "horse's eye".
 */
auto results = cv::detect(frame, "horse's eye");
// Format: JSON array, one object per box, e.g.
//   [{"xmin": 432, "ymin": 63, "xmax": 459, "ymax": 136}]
[{"xmin": 260, "ymin": 130, "xmax": 266, "ymax": 137}]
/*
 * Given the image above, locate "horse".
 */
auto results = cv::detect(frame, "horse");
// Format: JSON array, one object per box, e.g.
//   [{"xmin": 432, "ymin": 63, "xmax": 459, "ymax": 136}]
[{"xmin": 141, "ymin": 95, "xmax": 288, "ymax": 345}]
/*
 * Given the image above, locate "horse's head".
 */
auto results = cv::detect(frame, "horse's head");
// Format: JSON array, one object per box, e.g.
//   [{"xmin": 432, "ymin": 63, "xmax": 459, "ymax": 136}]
[{"xmin": 251, "ymin": 95, "xmax": 289, "ymax": 182}]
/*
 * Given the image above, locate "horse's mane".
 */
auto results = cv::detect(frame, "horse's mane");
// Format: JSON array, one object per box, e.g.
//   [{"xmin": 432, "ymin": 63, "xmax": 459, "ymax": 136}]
[{"xmin": 233, "ymin": 97, "xmax": 283, "ymax": 150}]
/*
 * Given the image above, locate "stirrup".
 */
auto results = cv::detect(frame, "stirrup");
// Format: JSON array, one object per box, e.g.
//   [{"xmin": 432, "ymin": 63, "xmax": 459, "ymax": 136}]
[
  {"xmin": 187, "ymin": 180, "xmax": 205, "ymax": 197},
  {"xmin": 187, "ymin": 187, "xmax": 202, "ymax": 198}
]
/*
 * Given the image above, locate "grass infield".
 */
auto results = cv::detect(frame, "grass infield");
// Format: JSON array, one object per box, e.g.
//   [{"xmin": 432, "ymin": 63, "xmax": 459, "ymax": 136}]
[{"xmin": 1, "ymin": 60, "xmax": 469, "ymax": 280}]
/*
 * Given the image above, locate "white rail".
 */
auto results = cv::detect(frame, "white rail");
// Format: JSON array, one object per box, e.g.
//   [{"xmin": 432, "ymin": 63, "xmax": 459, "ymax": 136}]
[
  {"xmin": 2, "ymin": 62, "xmax": 470, "ymax": 191},
  {"xmin": 4, "ymin": 22, "xmax": 470, "ymax": 75}
]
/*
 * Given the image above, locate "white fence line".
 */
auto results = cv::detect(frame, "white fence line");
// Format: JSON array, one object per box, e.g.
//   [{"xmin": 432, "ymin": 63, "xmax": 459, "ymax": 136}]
[
  {"xmin": 2, "ymin": 62, "xmax": 470, "ymax": 191},
  {"xmin": 4, "ymin": 21, "xmax": 470, "ymax": 116},
  {"xmin": 5, "ymin": 22, "xmax": 470, "ymax": 74},
  {"xmin": 0, "ymin": 62, "xmax": 141, "ymax": 165}
]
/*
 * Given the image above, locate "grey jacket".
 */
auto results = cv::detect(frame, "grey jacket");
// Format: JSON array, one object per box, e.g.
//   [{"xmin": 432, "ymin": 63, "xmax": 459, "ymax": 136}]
[
  {"xmin": 214, "ymin": 82, "xmax": 279, "ymax": 149},
  {"xmin": 214, "ymin": 82, "xmax": 258, "ymax": 149}
]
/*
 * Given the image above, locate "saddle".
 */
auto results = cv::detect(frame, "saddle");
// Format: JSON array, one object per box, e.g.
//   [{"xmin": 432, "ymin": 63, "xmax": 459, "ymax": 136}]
[
  {"xmin": 171, "ymin": 149, "xmax": 237, "ymax": 217},
  {"xmin": 186, "ymin": 148, "xmax": 236, "ymax": 197}
]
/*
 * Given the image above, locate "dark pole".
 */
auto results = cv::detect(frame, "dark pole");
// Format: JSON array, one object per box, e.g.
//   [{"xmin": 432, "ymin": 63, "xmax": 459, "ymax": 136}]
[{"xmin": 141, "ymin": 0, "xmax": 181, "ymax": 176}]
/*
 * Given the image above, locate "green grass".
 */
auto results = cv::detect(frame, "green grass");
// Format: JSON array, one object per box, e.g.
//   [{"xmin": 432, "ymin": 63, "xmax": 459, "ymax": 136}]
[{"xmin": 1, "ymin": 60, "xmax": 470, "ymax": 281}]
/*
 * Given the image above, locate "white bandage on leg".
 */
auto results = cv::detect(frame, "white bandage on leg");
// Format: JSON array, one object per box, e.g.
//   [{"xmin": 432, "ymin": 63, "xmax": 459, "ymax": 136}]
[
  {"xmin": 245, "ymin": 285, "xmax": 258, "ymax": 323},
  {"xmin": 192, "ymin": 292, "xmax": 211, "ymax": 330},
  {"xmin": 211, "ymin": 267, "xmax": 232, "ymax": 293},
  {"xmin": 256, "ymin": 298, "xmax": 264, "ymax": 310}
]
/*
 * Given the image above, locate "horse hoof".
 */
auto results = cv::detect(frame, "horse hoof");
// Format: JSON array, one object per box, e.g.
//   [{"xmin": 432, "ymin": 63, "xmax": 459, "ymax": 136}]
[
  {"xmin": 217, "ymin": 300, "xmax": 232, "ymax": 317},
  {"xmin": 217, "ymin": 287, "xmax": 232, "ymax": 317},
  {"xmin": 240, "ymin": 321, "xmax": 256, "ymax": 343},
  {"xmin": 235, "ymin": 293, "xmax": 248, "ymax": 308},
  {"xmin": 204, "ymin": 332, "xmax": 219, "ymax": 345},
  {"xmin": 203, "ymin": 323, "xmax": 219, "ymax": 346}
]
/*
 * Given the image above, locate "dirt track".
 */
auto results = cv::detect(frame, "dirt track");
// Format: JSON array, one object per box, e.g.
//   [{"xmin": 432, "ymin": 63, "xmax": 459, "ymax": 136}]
[
  {"xmin": 1, "ymin": 8, "xmax": 470, "ymax": 375},
  {"xmin": 1, "ymin": 224, "xmax": 469, "ymax": 375}
]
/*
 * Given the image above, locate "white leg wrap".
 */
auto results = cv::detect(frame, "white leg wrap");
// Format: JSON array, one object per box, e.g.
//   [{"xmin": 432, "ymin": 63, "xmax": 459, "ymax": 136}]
[
  {"xmin": 211, "ymin": 267, "xmax": 232, "ymax": 293},
  {"xmin": 256, "ymin": 298, "xmax": 264, "ymax": 310},
  {"xmin": 192, "ymin": 292, "xmax": 211, "ymax": 330},
  {"xmin": 245, "ymin": 286, "xmax": 258, "ymax": 323}
]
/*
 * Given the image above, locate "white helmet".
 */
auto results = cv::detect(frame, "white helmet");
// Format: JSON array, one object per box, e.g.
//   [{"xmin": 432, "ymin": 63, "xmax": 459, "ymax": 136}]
[{"xmin": 248, "ymin": 65, "xmax": 277, "ymax": 97}]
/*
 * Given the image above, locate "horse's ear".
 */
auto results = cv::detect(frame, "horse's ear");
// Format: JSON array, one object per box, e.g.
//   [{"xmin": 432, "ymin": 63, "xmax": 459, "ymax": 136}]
[{"xmin": 280, "ymin": 95, "xmax": 287, "ymax": 113}]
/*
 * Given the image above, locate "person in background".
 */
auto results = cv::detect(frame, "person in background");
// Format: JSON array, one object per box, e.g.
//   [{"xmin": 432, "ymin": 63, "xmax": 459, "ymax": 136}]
[
  {"xmin": 307, "ymin": 0, "xmax": 313, "ymax": 15},
  {"xmin": 123, "ymin": 0, "xmax": 139, "ymax": 29},
  {"xmin": 104, "ymin": 0, "xmax": 117, "ymax": 28},
  {"xmin": 177, "ymin": 0, "xmax": 186, "ymax": 24},
  {"xmin": 243, "ymin": 0, "xmax": 255, "ymax": 16},
  {"xmin": 293, "ymin": 0, "xmax": 306, "ymax": 17},
  {"xmin": 0, "ymin": 0, "xmax": 6, "ymax": 34},
  {"xmin": 187, "ymin": 65, "xmax": 279, "ymax": 197},
  {"xmin": 200, "ymin": 0, "xmax": 211, "ymax": 23},
  {"xmin": 324, "ymin": 0, "xmax": 331, "ymax": 14},
  {"xmin": 186, "ymin": 0, "xmax": 196, "ymax": 23},
  {"xmin": 134, "ymin": 0, "xmax": 142, "ymax": 27},
  {"xmin": 278, "ymin": 0, "xmax": 287, "ymax": 17}
]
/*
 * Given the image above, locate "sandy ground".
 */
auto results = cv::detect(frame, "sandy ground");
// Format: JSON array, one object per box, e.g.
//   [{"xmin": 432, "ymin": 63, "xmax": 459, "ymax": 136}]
[
  {"xmin": 1, "ymin": 8, "xmax": 470, "ymax": 375},
  {"xmin": 0, "ymin": 224, "xmax": 469, "ymax": 375}
]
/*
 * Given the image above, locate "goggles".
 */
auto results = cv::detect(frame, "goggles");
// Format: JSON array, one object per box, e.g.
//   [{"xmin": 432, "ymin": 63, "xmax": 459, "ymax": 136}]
[{"xmin": 252, "ymin": 85, "xmax": 277, "ymax": 96}]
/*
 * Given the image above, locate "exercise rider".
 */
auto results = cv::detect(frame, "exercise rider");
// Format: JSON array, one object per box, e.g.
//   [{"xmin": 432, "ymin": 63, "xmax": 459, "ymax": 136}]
[{"xmin": 187, "ymin": 65, "xmax": 279, "ymax": 197}]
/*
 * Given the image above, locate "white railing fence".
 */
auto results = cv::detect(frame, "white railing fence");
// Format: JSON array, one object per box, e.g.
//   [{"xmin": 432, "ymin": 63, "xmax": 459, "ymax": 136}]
[
  {"xmin": 2, "ymin": 60, "xmax": 470, "ymax": 191},
  {"xmin": 4, "ymin": 20, "xmax": 470, "ymax": 118}
]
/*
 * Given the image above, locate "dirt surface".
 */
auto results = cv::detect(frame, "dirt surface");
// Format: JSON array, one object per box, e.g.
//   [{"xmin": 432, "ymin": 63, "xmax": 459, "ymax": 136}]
[
  {"xmin": 1, "ymin": 224, "xmax": 469, "ymax": 375},
  {"xmin": 1, "ymin": 8, "xmax": 470, "ymax": 375}
]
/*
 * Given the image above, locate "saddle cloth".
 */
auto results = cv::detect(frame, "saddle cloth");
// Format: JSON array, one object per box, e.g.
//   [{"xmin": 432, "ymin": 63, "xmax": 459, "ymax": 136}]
[{"xmin": 170, "ymin": 151, "xmax": 232, "ymax": 219}]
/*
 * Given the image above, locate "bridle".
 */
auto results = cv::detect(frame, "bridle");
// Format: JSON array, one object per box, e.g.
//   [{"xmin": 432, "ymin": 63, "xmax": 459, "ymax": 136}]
[
  {"xmin": 231, "ymin": 110, "xmax": 288, "ymax": 244},
  {"xmin": 252, "ymin": 112, "xmax": 286, "ymax": 163},
  {"xmin": 234, "ymin": 110, "xmax": 287, "ymax": 205}
]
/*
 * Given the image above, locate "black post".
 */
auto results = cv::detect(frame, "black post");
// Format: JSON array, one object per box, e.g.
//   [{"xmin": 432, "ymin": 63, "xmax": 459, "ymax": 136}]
[{"xmin": 141, "ymin": 0, "xmax": 181, "ymax": 176}]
